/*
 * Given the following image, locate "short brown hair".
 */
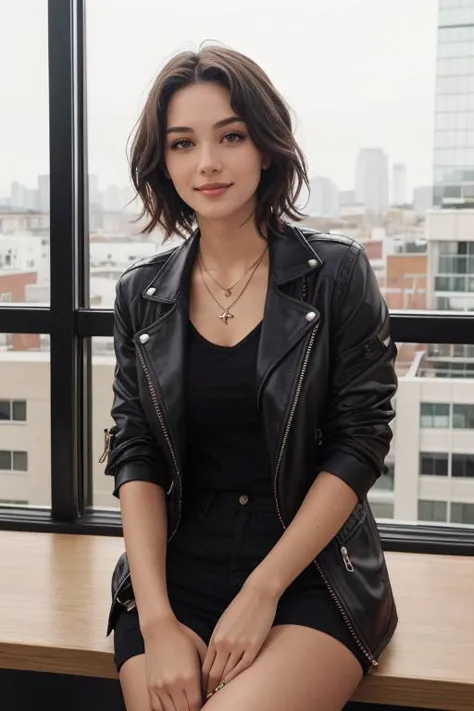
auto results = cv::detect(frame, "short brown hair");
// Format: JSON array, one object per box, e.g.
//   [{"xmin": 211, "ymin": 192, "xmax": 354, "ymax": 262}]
[{"xmin": 129, "ymin": 45, "xmax": 309, "ymax": 239}]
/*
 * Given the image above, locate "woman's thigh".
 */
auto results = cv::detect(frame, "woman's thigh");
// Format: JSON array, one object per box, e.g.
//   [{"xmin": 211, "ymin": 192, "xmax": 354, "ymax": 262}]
[
  {"xmin": 119, "ymin": 624, "xmax": 208, "ymax": 711},
  {"xmin": 202, "ymin": 624, "xmax": 364, "ymax": 711}
]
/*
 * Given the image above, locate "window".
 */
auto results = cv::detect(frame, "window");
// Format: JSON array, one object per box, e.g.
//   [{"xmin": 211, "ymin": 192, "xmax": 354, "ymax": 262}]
[
  {"xmin": 418, "ymin": 500, "xmax": 448, "ymax": 523},
  {"xmin": 420, "ymin": 403, "xmax": 450, "ymax": 428},
  {"xmin": 0, "ymin": 400, "xmax": 27, "ymax": 422},
  {"xmin": 452, "ymin": 454, "xmax": 474, "ymax": 478},
  {"xmin": 0, "ymin": 0, "xmax": 50, "ymax": 305},
  {"xmin": 420, "ymin": 453, "xmax": 449, "ymax": 476},
  {"xmin": 1, "ymin": 0, "xmax": 474, "ymax": 552},
  {"xmin": 0, "ymin": 450, "xmax": 28, "ymax": 472},
  {"xmin": 451, "ymin": 503, "xmax": 474, "ymax": 525},
  {"xmin": 453, "ymin": 405, "xmax": 474, "ymax": 429}
]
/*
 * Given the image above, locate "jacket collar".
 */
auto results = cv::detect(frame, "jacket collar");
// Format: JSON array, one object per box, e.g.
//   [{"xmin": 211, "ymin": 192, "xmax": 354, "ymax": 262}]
[{"xmin": 142, "ymin": 223, "xmax": 323, "ymax": 303}]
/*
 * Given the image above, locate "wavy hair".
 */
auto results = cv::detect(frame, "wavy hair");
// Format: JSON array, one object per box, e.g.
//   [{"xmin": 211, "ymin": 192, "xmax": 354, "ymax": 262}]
[{"xmin": 129, "ymin": 45, "xmax": 309, "ymax": 239}]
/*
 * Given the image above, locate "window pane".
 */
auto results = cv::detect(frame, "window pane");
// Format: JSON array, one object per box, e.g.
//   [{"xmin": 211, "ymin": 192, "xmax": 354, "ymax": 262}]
[
  {"xmin": 12, "ymin": 400, "xmax": 26, "ymax": 421},
  {"xmin": 92, "ymin": 337, "xmax": 119, "ymax": 509},
  {"xmin": 418, "ymin": 500, "xmax": 448, "ymax": 522},
  {"xmin": 0, "ymin": 2, "xmax": 50, "ymax": 305},
  {"xmin": 453, "ymin": 404, "xmax": 474, "ymax": 428},
  {"xmin": 0, "ymin": 401, "xmax": 11, "ymax": 421},
  {"xmin": 12, "ymin": 451, "xmax": 28, "ymax": 471},
  {"xmin": 0, "ymin": 451, "xmax": 12, "ymax": 470},
  {"xmin": 0, "ymin": 334, "xmax": 51, "ymax": 507},
  {"xmin": 451, "ymin": 502, "xmax": 474, "ymax": 525},
  {"xmin": 86, "ymin": 0, "xmax": 453, "ymax": 307}
]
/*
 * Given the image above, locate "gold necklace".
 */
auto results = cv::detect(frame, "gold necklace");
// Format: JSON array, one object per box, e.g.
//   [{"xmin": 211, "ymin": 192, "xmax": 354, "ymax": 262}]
[
  {"xmin": 199, "ymin": 244, "xmax": 268, "ymax": 297},
  {"xmin": 198, "ymin": 249, "xmax": 266, "ymax": 324}
]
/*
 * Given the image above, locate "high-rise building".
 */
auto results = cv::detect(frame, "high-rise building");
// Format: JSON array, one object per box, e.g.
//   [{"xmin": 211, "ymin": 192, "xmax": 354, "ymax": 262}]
[
  {"xmin": 433, "ymin": 0, "xmax": 474, "ymax": 208},
  {"xmin": 413, "ymin": 186, "xmax": 433, "ymax": 216},
  {"xmin": 308, "ymin": 176, "xmax": 339, "ymax": 217},
  {"xmin": 391, "ymin": 163, "xmax": 407, "ymax": 206},
  {"xmin": 355, "ymin": 148, "xmax": 389, "ymax": 214}
]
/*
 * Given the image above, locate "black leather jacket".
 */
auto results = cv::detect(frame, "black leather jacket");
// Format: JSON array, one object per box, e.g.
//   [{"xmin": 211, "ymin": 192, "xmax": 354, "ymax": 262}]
[{"xmin": 103, "ymin": 223, "xmax": 398, "ymax": 671}]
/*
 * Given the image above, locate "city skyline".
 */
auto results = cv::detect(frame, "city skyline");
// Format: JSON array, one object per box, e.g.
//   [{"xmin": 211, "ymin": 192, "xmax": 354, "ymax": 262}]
[{"xmin": 1, "ymin": 0, "xmax": 438, "ymax": 196}]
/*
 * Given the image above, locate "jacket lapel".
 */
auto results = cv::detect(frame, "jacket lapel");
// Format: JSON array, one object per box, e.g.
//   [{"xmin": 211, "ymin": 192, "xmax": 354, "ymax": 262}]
[
  {"xmin": 136, "ymin": 232, "xmax": 199, "ymax": 473},
  {"xmin": 256, "ymin": 225, "xmax": 322, "ymax": 408}
]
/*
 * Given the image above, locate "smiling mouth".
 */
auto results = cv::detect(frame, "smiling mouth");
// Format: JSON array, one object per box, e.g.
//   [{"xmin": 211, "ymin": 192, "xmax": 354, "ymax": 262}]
[{"xmin": 195, "ymin": 184, "xmax": 232, "ymax": 197}]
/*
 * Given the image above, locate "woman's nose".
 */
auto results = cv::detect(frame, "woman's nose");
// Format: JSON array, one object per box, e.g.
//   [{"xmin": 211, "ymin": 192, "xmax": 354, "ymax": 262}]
[{"xmin": 198, "ymin": 145, "xmax": 221, "ymax": 174}]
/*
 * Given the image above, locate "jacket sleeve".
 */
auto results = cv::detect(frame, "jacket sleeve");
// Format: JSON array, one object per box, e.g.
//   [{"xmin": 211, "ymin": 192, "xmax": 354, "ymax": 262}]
[
  {"xmin": 103, "ymin": 277, "xmax": 172, "ymax": 498},
  {"xmin": 318, "ymin": 244, "xmax": 398, "ymax": 501}
]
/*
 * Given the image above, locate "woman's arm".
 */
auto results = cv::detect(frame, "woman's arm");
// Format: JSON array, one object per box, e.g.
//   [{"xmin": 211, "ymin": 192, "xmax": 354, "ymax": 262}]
[
  {"xmin": 119, "ymin": 481, "xmax": 174, "ymax": 633},
  {"xmin": 245, "ymin": 471, "xmax": 357, "ymax": 598},
  {"xmin": 106, "ymin": 273, "xmax": 175, "ymax": 627}
]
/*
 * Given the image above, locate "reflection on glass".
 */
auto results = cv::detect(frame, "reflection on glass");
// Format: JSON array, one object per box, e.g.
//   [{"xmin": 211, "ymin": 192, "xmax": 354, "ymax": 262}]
[
  {"xmin": 0, "ymin": 334, "xmax": 51, "ymax": 507},
  {"xmin": 0, "ymin": 1, "xmax": 50, "ymax": 305}
]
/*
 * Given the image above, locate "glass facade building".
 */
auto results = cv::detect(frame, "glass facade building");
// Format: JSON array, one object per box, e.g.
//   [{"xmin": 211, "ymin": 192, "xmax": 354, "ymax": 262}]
[{"xmin": 434, "ymin": 0, "xmax": 474, "ymax": 208}]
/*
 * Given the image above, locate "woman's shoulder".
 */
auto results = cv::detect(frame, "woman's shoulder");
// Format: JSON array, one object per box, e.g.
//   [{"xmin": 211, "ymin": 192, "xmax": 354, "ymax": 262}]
[
  {"xmin": 116, "ymin": 243, "xmax": 181, "ymax": 294},
  {"xmin": 294, "ymin": 225, "xmax": 364, "ymax": 285}
]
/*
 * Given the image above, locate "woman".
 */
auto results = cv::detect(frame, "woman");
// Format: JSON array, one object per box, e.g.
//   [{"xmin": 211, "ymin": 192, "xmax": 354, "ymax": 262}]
[{"xmin": 103, "ymin": 45, "xmax": 398, "ymax": 711}]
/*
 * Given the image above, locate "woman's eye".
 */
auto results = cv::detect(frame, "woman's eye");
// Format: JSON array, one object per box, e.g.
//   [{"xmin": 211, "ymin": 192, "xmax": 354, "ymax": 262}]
[
  {"xmin": 223, "ymin": 132, "xmax": 245, "ymax": 144},
  {"xmin": 171, "ymin": 139, "xmax": 193, "ymax": 150}
]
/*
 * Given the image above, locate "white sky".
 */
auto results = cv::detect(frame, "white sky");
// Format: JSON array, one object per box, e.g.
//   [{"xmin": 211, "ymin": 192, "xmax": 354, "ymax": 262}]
[{"xmin": 0, "ymin": 0, "xmax": 438, "ymax": 199}]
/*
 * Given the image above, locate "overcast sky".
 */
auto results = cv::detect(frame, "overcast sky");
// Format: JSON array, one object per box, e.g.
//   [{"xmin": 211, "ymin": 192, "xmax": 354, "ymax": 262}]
[{"xmin": 0, "ymin": 0, "xmax": 438, "ymax": 199}]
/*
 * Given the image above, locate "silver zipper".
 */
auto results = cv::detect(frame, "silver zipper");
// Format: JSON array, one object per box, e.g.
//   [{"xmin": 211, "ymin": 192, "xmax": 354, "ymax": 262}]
[
  {"xmin": 110, "ymin": 343, "xmax": 183, "ymax": 614},
  {"xmin": 136, "ymin": 344, "xmax": 182, "ymax": 541},
  {"xmin": 273, "ymin": 324, "xmax": 319, "ymax": 524},
  {"xmin": 272, "ymin": 323, "xmax": 378, "ymax": 669},
  {"xmin": 341, "ymin": 546, "xmax": 355, "ymax": 573}
]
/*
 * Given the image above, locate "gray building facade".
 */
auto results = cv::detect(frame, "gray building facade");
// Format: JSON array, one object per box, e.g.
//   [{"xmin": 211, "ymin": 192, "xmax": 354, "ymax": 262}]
[{"xmin": 433, "ymin": 0, "xmax": 474, "ymax": 208}]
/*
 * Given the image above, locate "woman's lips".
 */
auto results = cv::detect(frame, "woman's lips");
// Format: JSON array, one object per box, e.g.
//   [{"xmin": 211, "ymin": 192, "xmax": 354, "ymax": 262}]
[{"xmin": 196, "ymin": 184, "xmax": 232, "ymax": 198}]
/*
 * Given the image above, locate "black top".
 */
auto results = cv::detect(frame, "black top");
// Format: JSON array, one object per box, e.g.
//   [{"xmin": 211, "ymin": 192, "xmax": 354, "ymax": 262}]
[{"xmin": 184, "ymin": 320, "xmax": 273, "ymax": 495}]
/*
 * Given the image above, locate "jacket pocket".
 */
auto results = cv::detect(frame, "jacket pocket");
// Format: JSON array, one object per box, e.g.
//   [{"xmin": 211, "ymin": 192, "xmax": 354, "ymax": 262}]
[{"xmin": 317, "ymin": 498, "xmax": 397, "ymax": 662}]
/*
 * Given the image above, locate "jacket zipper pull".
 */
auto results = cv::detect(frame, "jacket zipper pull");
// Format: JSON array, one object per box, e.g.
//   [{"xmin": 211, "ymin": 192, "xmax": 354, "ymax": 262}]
[
  {"xmin": 99, "ymin": 428, "xmax": 113, "ymax": 464},
  {"xmin": 341, "ymin": 546, "xmax": 355, "ymax": 573}
]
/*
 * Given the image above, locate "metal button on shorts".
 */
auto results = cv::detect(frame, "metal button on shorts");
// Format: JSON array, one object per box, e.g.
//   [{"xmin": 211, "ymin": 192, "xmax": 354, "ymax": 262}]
[{"xmin": 238, "ymin": 494, "xmax": 249, "ymax": 506}]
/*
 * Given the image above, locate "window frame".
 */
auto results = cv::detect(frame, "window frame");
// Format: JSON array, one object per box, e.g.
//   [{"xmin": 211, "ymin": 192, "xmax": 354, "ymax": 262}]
[{"xmin": 0, "ymin": 0, "xmax": 474, "ymax": 555}]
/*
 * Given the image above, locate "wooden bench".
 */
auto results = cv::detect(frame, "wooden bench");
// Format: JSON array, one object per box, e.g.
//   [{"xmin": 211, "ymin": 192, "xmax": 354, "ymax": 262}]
[{"xmin": 1, "ymin": 530, "xmax": 473, "ymax": 711}]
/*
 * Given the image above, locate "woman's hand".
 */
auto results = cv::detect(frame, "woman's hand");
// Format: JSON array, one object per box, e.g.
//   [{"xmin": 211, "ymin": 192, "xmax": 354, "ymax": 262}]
[
  {"xmin": 202, "ymin": 580, "xmax": 279, "ymax": 698},
  {"xmin": 143, "ymin": 616, "xmax": 204, "ymax": 711}
]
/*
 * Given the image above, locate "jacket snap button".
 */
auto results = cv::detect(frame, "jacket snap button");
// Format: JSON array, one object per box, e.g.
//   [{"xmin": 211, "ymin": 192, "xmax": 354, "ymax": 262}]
[
  {"xmin": 239, "ymin": 494, "xmax": 249, "ymax": 505},
  {"xmin": 307, "ymin": 258, "xmax": 317, "ymax": 267},
  {"xmin": 146, "ymin": 287, "xmax": 156, "ymax": 296},
  {"xmin": 139, "ymin": 333, "xmax": 150, "ymax": 344},
  {"xmin": 305, "ymin": 311, "xmax": 316, "ymax": 322}
]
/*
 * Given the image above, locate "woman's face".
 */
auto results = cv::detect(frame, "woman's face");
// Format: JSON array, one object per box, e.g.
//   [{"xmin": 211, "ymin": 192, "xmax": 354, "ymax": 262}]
[{"xmin": 164, "ymin": 82, "xmax": 267, "ymax": 223}]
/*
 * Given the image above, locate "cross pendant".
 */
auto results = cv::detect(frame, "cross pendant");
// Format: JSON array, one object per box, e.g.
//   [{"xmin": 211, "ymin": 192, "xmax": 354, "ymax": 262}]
[{"xmin": 219, "ymin": 310, "xmax": 234, "ymax": 325}]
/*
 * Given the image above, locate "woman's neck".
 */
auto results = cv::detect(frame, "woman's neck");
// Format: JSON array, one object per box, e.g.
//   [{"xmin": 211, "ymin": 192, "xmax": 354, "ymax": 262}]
[{"xmin": 197, "ymin": 214, "xmax": 267, "ymax": 270}]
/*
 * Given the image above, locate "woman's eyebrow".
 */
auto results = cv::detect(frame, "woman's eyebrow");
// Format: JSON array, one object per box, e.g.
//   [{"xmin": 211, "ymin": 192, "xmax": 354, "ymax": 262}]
[{"xmin": 165, "ymin": 116, "xmax": 245, "ymax": 135}]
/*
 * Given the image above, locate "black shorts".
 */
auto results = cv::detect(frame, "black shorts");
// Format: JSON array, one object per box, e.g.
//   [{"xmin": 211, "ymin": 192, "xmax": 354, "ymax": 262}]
[{"xmin": 113, "ymin": 489, "xmax": 371, "ymax": 676}]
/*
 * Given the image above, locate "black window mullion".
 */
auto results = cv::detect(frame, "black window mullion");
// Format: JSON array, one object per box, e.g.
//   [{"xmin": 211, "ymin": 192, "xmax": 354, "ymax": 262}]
[
  {"xmin": 76, "ymin": 0, "xmax": 93, "ymax": 513},
  {"xmin": 48, "ymin": 0, "xmax": 81, "ymax": 522}
]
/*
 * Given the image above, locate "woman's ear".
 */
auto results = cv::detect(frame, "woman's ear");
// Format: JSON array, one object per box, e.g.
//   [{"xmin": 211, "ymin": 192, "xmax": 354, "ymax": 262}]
[{"xmin": 261, "ymin": 156, "xmax": 271, "ymax": 171}]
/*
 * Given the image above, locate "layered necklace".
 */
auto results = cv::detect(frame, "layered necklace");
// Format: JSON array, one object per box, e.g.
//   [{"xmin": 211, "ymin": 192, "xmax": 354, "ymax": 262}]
[{"xmin": 198, "ymin": 244, "xmax": 268, "ymax": 325}]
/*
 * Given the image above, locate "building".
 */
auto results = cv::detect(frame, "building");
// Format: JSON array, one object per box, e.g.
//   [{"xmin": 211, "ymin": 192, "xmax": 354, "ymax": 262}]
[
  {"xmin": 307, "ymin": 176, "xmax": 339, "ymax": 218},
  {"xmin": 433, "ymin": 0, "xmax": 474, "ymax": 208},
  {"xmin": 413, "ymin": 185, "xmax": 433, "ymax": 216},
  {"xmin": 425, "ymin": 208, "xmax": 474, "ymax": 311},
  {"xmin": 391, "ymin": 163, "xmax": 407, "ymax": 206},
  {"xmin": 355, "ymin": 148, "xmax": 389, "ymax": 214}
]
